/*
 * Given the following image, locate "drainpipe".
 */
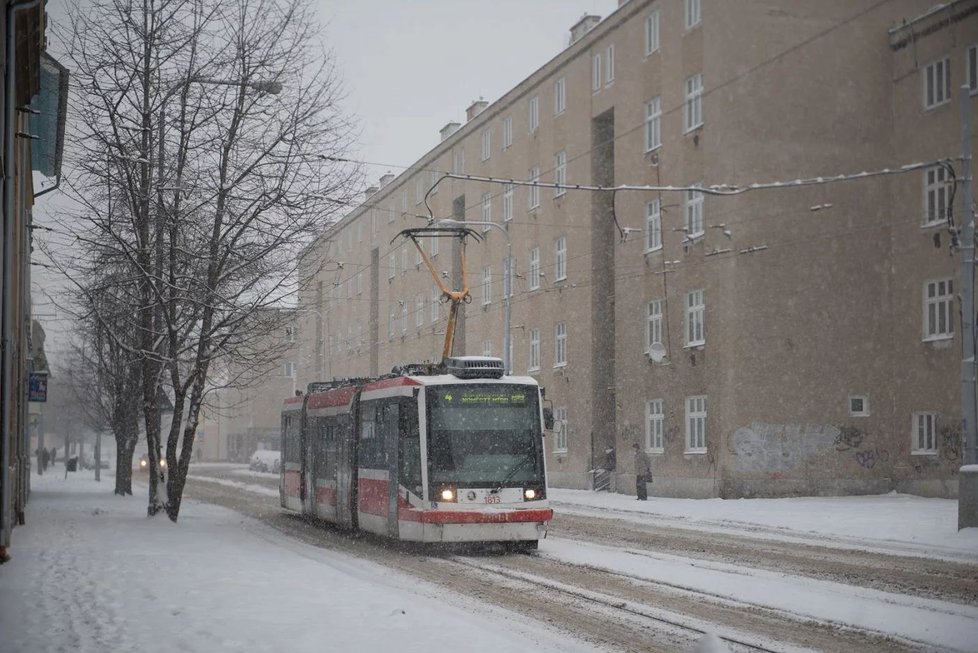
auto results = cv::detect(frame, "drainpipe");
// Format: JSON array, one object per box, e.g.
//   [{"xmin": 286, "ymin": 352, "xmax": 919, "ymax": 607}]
[{"xmin": 2, "ymin": 0, "xmax": 43, "ymax": 548}]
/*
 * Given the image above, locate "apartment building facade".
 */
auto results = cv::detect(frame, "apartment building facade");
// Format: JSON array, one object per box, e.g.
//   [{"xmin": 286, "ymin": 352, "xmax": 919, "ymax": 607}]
[{"xmin": 294, "ymin": 0, "xmax": 978, "ymax": 498}]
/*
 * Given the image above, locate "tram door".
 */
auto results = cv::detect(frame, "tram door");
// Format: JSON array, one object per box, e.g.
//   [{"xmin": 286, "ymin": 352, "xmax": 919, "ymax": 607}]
[
  {"xmin": 303, "ymin": 418, "xmax": 315, "ymax": 515},
  {"xmin": 380, "ymin": 402, "xmax": 400, "ymax": 538},
  {"xmin": 336, "ymin": 414, "xmax": 356, "ymax": 529}
]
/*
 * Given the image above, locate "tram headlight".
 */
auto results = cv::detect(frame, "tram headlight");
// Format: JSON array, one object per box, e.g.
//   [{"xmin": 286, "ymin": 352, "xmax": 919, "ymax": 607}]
[
  {"xmin": 523, "ymin": 485, "xmax": 545, "ymax": 501},
  {"xmin": 438, "ymin": 486, "xmax": 457, "ymax": 502}
]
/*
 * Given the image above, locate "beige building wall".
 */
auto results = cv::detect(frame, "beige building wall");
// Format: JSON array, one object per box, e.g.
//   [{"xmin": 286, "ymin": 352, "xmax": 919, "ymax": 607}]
[{"xmin": 296, "ymin": 0, "xmax": 978, "ymax": 497}]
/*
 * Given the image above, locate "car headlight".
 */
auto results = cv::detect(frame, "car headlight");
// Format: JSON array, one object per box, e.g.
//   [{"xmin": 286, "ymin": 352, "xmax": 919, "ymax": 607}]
[
  {"xmin": 160, "ymin": 459, "xmax": 167, "ymax": 469},
  {"xmin": 139, "ymin": 459, "xmax": 147, "ymax": 468}
]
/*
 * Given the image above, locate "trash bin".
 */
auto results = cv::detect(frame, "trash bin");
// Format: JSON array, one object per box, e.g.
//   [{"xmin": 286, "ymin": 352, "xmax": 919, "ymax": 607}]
[{"xmin": 66, "ymin": 457, "xmax": 77, "ymax": 472}]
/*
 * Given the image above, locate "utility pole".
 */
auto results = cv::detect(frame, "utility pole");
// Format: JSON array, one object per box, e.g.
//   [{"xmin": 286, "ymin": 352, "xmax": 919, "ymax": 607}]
[{"xmin": 959, "ymin": 83, "xmax": 977, "ymax": 530}]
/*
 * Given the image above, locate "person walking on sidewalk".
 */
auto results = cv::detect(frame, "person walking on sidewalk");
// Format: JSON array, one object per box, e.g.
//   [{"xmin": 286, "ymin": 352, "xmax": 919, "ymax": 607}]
[{"xmin": 632, "ymin": 443, "xmax": 651, "ymax": 500}]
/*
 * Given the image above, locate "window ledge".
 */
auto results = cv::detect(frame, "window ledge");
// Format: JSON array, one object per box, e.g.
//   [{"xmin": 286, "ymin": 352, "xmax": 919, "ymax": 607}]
[
  {"xmin": 684, "ymin": 342, "xmax": 705, "ymax": 350},
  {"xmin": 647, "ymin": 448, "xmax": 664, "ymax": 455},
  {"xmin": 684, "ymin": 449, "xmax": 707, "ymax": 455},
  {"xmin": 911, "ymin": 450, "xmax": 938, "ymax": 456},
  {"xmin": 922, "ymin": 335, "xmax": 954, "ymax": 343},
  {"xmin": 923, "ymin": 100, "xmax": 951, "ymax": 112},
  {"xmin": 552, "ymin": 448, "xmax": 568, "ymax": 454},
  {"xmin": 553, "ymin": 362, "xmax": 568, "ymax": 369},
  {"xmin": 644, "ymin": 245, "xmax": 663, "ymax": 255},
  {"xmin": 920, "ymin": 221, "xmax": 945, "ymax": 230}
]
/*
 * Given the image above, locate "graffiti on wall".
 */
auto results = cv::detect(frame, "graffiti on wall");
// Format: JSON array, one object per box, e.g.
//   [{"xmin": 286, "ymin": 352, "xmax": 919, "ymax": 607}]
[
  {"xmin": 854, "ymin": 447, "xmax": 889, "ymax": 469},
  {"xmin": 729, "ymin": 423, "xmax": 839, "ymax": 473}
]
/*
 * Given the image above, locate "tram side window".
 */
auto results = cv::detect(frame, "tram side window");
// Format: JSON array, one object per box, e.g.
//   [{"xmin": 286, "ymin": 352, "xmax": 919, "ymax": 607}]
[
  {"xmin": 359, "ymin": 402, "xmax": 383, "ymax": 469},
  {"xmin": 283, "ymin": 414, "xmax": 301, "ymax": 464},
  {"xmin": 314, "ymin": 418, "xmax": 333, "ymax": 478},
  {"xmin": 399, "ymin": 398, "xmax": 422, "ymax": 496}
]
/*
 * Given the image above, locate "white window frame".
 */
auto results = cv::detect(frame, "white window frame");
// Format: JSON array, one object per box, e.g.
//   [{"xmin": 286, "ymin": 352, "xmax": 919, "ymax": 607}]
[
  {"xmin": 529, "ymin": 95, "xmax": 539, "ymax": 132},
  {"xmin": 646, "ymin": 199, "xmax": 662, "ymax": 252},
  {"xmin": 553, "ymin": 406, "xmax": 568, "ymax": 452},
  {"xmin": 646, "ymin": 299, "xmax": 663, "ymax": 352},
  {"xmin": 685, "ymin": 395, "xmax": 707, "ymax": 453},
  {"xmin": 605, "ymin": 44, "xmax": 615, "ymax": 85},
  {"xmin": 502, "ymin": 116, "xmax": 513, "ymax": 149},
  {"xmin": 923, "ymin": 166, "xmax": 950, "ymax": 227},
  {"xmin": 502, "ymin": 183, "xmax": 513, "ymax": 222},
  {"xmin": 431, "ymin": 289, "xmax": 440, "ymax": 323},
  {"xmin": 482, "ymin": 191, "xmax": 492, "ymax": 228},
  {"xmin": 684, "ymin": 73, "xmax": 703, "ymax": 132},
  {"xmin": 388, "ymin": 253, "xmax": 396, "ymax": 280},
  {"xmin": 481, "ymin": 128, "xmax": 491, "ymax": 162},
  {"xmin": 646, "ymin": 399, "xmax": 664, "ymax": 452},
  {"xmin": 529, "ymin": 247, "xmax": 540, "ymax": 290},
  {"xmin": 284, "ymin": 325, "xmax": 296, "ymax": 343},
  {"xmin": 924, "ymin": 57, "xmax": 952, "ymax": 109},
  {"xmin": 482, "ymin": 340, "xmax": 492, "ymax": 357},
  {"xmin": 554, "ymin": 236, "xmax": 567, "ymax": 281},
  {"xmin": 430, "ymin": 234, "xmax": 439, "ymax": 258},
  {"xmin": 592, "ymin": 53, "xmax": 602, "ymax": 92},
  {"xmin": 482, "ymin": 265, "xmax": 492, "ymax": 306},
  {"xmin": 429, "ymin": 169, "xmax": 439, "ymax": 195},
  {"xmin": 554, "ymin": 150, "xmax": 567, "ymax": 197},
  {"xmin": 388, "ymin": 308, "xmax": 395, "ymax": 339},
  {"xmin": 968, "ymin": 44, "xmax": 977, "ymax": 94},
  {"xmin": 554, "ymin": 321, "xmax": 567, "ymax": 367},
  {"xmin": 356, "ymin": 271, "xmax": 363, "ymax": 295},
  {"xmin": 401, "ymin": 245, "xmax": 408, "ymax": 275},
  {"xmin": 684, "ymin": 0, "xmax": 701, "ymax": 30},
  {"xmin": 685, "ymin": 289, "xmax": 705, "ymax": 347},
  {"xmin": 849, "ymin": 395, "xmax": 869, "ymax": 417},
  {"xmin": 452, "ymin": 147, "xmax": 465, "ymax": 175},
  {"xmin": 554, "ymin": 77, "xmax": 566, "ymax": 115},
  {"xmin": 645, "ymin": 10, "xmax": 660, "ymax": 55},
  {"xmin": 283, "ymin": 361, "xmax": 295, "ymax": 378},
  {"xmin": 923, "ymin": 278, "xmax": 954, "ymax": 341},
  {"xmin": 644, "ymin": 97, "xmax": 662, "ymax": 152},
  {"xmin": 415, "ymin": 177, "xmax": 424, "ymax": 205},
  {"xmin": 685, "ymin": 185, "xmax": 704, "ymax": 237},
  {"xmin": 528, "ymin": 167, "xmax": 540, "ymax": 209},
  {"xmin": 912, "ymin": 412, "xmax": 938, "ymax": 454},
  {"xmin": 415, "ymin": 295, "xmax": 425, "ymax": 328},
  {"xmin": 528, "ymin": 328, "xmax": 540, "ymax": 371}
]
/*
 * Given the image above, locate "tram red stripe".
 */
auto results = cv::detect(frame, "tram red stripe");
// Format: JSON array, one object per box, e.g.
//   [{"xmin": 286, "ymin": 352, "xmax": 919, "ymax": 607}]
[
  {"xmin": 358, "ymin": 477, "xmax": 388, "ymax": 515},
  {"xmin": 362, "ymin": 376, "xmax": 421, "ymax": 392},
  {"xmin": 315, "ymin": 485, "xmax": 337, "ymax": 506},
  {"xmin": 307, "ymin": 386, "xmax": 356, "ymax": 410},
  {"xmin": 284, "ymin": 470, "xmax": 301, "ymax": 497}
]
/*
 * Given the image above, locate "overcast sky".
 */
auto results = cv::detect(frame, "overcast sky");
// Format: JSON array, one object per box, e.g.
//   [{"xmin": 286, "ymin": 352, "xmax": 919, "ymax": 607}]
[{"xmin": 317, "ymin": 0, "xmax": 619, "ymax": 184}]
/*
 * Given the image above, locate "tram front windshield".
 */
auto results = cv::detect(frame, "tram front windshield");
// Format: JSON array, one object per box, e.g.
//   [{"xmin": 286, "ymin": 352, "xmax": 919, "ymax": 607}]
[{"xmin": 427, "ymin": 384, "xmax": 543, "ymax": 487}]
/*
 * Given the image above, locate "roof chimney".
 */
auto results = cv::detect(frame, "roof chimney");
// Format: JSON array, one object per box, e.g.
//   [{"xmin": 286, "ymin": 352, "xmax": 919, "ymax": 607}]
[
  {"xmin": 569, "ymin": 14, "xmax": 601, "ymax": 45},
  {"xmin": 379, "ymin": 173, "xmax": 395, "ymax": 188},
  {"xmin": 466, "ymin": 98, "xmax": 488, "ymax": 122},
  {"xmin": 440, "ymin": 121, "xmax": 461, "ymax": 142},
  {"xmin": 364, "ymin": 186, "xmax": 378, "ymax": 202}
]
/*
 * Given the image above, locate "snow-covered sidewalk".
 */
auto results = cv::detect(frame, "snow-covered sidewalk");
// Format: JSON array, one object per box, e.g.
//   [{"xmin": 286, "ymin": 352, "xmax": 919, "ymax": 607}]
[{"xmin": 0, "ymin": 473, "xmax": 597, "ymax": 653}]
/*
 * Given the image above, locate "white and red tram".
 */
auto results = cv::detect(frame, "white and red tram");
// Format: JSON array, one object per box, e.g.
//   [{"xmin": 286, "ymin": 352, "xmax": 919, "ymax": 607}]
[{"xmin": 280, "ymin": 357, "xmax": 553, "ymax": 549}]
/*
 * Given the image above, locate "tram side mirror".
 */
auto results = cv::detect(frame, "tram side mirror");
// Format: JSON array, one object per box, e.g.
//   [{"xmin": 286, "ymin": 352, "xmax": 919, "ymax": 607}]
[{"xmin": 543, "ymin": 407, "xmax": 554, "ymax": 431}]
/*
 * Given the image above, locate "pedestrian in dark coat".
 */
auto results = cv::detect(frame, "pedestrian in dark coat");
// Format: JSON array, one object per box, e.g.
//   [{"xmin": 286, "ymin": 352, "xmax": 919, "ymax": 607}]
[
  {"xmin": 41, "ymin": 447, "xmax": 49, "ymax": 471},
  {"xmin": 632, "ymin": 443, "xmax": 651, "ymax": 500},
  {"xmin": 49, "ymin": 447, "xmax": 56, "ymax": 466}
]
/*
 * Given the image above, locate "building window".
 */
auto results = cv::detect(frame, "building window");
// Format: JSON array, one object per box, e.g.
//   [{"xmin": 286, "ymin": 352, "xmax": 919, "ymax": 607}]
[
  {"xmin": 482, "ymin": 340, "xmax": 492, "ymax": 357},
  {"xmin": 912, "ymin": 412, "xmax": 938, "ymax": 454},
  {"xmin": 502, "ymin": 183, "xmax": 513, "ymax": 222},
  {"xmin": 924, "ymin": 57, "xmax": 951, "ymax": 109},
  {"xmin": 644, "ymin": 97, "xmax": 662, "ymax": 152},
  {"xmin": 554, "ymin": 77, "xmax": 566, "ymax": 115},
  {"xmin": 592, "ymin": 53, "xmax": 602, "ymax": 92},
  {"xmin": 923, "ymin": 166, "xmax": 950, "ymax": 226},
  {"xmin": 356, "ymin": 271, "xmax": 363, "ymax": 295},
  {"xmin": 645, "ymin": 10, "xmax": 660, "ymax": 55},
  {"xmin": 388, "ymin": 308, "xmax": 396, "ymax": 339},
  {"xmin": 685, "ymin": 395, "xmax": 707, "ymax": 453},
  {"xmin": 284, "ymin": 325, "xmax": 296, "ymax": 342},
  {"xmin": 415, "ymin": 295, "xmax": 425, "ymax": 328},
  {"xmin": 401, "ymin": 245, "xmax": 408, "ymax": 274},
  {"xmin": 849, "ymin": 395, "xmax": 869, "ymax": 417},
  {"xmin": 685, "ymin": 185, "xmax": 704, "ymax": 237},
  {"xmin": 684, "ymin": 0, "xmax": 701, "ymax": 29},
  {"xmin": 502, "ymin": 116, "xmax": 513, "ymax": 149},
  {"xmin": 554, "ymin": 236, "xmax": 567, "ymax": 281},
  {"xmin": 645, "ymin": 199, "xmax": 662, "ymax": 252},
  {"xmin": 503, "ymin": 255, "xmax": 514, "ymax": 299},
  {"xmin": 529, "ymin": 95, "xmax": 539, "ymax": 132},
  {"xmin": 968, "ymin": 44, "xmax": 977, "ymax": 93},
  {"xmin": 553, "ymin": 406, "xmax": 568, "ymax": 452},
  {"xmin": 431, "ymin": 289, "xmax": 440, "ymax": 323},
  {"xmin": 686, "ymin": 289, "xmax": 705, "ymax": 346},
  {"xmin": 452, "ymin": 147, "xmax": 465, "ymax": 174},
  {"xmin": 646, "ymin": 299, "xmax": 663, "ymax": 352},
  {"xmin": 528, "ymin": 167, "xmax": 540, "ymax": 209},
  {"xmin": 482, "ymin": 191, "xmax": 492, "ymax": 228},
  {"xmin": 923, "ymin": 279, "xmax": 954, "ymax": 341},
  {"xmin": 646, "ymin": 399, "xmax": 664, "ymax": 452},
  {"xmin": 482, "ymin": 265, "xmax": 492, "ymax": 306},
  {"xmin": 605, "ymin": 44, "xmax": 615, "ymax": 84},
  {"xmin": 554, "ymin": 150, "xmax": 567, "ymax": 197},
  {"xmin": 430, "ymin": 234, "xmax": 439, "ymax": 257},
  {"xmin": 481, "ymin": 128, "xmax": 491, "ymax": 162},
  {"xmin": 529, "ymin": 328, "xmax": 540, "ymax": 371},
  {"xmin": 554, "ymin": 321, "xmax": 567, "ymax": 367},
  {"xmin": 415, "ymin": 242, "xmax": 423, "ymax": 267},
  {"xmin": 388, "ymin": 253, "xmax": 396, "ymax": 280},
  {"xmin": 529, "ymin": 247, "xmax": 540, "ymax": 290},
  {"xmin": 283, "ymin": 361, "xmax": 295, "ymax": 378},
  {"xmin": 684, "ymin": 73, "xmax": 703, "ymax": 132},
  {"xmin": 430, "ymin": 169, "xmax": 439, "ymax": 195},
  {"xmin": 415, "ymin": 177, "xmax": 424, "ymax": 205}
]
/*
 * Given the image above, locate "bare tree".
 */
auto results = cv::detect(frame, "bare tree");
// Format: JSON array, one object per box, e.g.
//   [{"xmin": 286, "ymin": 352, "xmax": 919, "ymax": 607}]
[{"xmin": 52, "ymin": 0, "xmax": 358, "ymax": 519}]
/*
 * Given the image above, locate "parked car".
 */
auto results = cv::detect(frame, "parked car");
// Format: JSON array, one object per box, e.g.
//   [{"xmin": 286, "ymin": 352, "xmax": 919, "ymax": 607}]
[{"xmin": 249, "ymin": 449, "xmax": 280, "ymax": 473}]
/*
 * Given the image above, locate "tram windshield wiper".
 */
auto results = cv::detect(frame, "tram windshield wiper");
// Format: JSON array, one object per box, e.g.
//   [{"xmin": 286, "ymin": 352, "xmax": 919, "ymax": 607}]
[{"xmin": 490, "ymin": 454, "xmax": 534, "ymax": 494}]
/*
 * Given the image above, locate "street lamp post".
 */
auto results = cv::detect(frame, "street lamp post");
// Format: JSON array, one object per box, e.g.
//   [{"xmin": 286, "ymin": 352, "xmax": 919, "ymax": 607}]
[{"xmin": 433, "ymin": 219, "xmax": 511, "ymax": 374}]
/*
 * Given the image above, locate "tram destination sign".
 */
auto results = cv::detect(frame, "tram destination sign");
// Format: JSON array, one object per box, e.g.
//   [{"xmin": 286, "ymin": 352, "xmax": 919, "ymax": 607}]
[{"xmin": 443, "ymin": 388, "xmax": 527, "ymax": 406}]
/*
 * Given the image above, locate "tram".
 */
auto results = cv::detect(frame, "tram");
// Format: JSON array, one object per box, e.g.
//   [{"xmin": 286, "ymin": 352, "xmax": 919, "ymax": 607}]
[{"xmin": 280, "ymin": 356, "xmax": 553, "ymax": 549}]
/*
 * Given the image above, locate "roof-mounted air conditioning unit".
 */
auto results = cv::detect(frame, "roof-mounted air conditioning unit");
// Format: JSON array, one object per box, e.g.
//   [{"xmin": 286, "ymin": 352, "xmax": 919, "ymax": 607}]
[{"xmin": 445, "ymin": 356, "xmax": 505, "ymax": 379}]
